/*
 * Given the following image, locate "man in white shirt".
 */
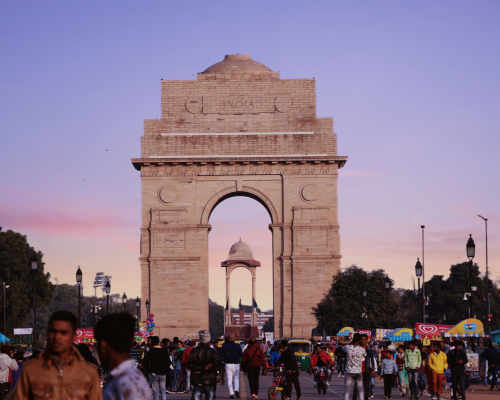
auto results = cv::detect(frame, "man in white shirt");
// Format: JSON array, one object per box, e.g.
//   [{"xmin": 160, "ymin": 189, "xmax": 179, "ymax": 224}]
[
  {"xmin": 342, "ymin": 333, "xmax": 367, "ymax": 400},
  {"xmin": 96, "ymin": 313, "xmax": 151, "ymax": 400}
]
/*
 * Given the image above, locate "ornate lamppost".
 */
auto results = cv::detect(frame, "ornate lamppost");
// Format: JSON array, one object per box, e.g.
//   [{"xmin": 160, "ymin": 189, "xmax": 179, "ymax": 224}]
[
  {"xmin": 384, "ymin": 276, "xmax": 391, "ymax": 329},
  {"xmin": 30, "ymin": 251, "xmax": 38, "ymax": 347},
  {"xmin": 135, "ymin": 297, "xmax": 140, "ymax": 333},
  {"xmin": 76, "ymin": 267, "xmax": 83, "ymax": 328},
  {"xmin": 122, "ymin": 293, "xmax": 127, "ymax": 313},
  {"xmin": 105, "ymin": 280, "xmax": 111, "ymax": 314},
  {"xmin": 466, "ymin": 235, "xmax": 475, "ymax": 318},
  {"xmin": 415, "ymin": 258, "xmax": 423, "ymax": 322}
]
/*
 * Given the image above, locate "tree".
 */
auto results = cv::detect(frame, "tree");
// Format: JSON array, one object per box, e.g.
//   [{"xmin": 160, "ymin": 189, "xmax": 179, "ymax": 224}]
[
  {"xmin": 263, "ymin": 316, "xmax": 274, "ymax": 332},
  {"xmin": 209, "ymin": 299, "xmax": 224, "ymax": 340},
  {"xmin": 0, "ymin": 227, "xmax": 55, "ymax": 336},
  {"xmin": 312, "ymin": 265, "xmax": 399, "ymax": 334}
]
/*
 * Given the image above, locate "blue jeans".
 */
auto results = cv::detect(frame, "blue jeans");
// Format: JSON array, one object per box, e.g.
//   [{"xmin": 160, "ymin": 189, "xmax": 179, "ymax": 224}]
[
  {"xmin": 151, "ymin": 373, "xmax": 167, "ymax": 400},
  {"xmin": 171, "ymin": 370, "xmax": 181, "ymax": 391},
  {"xmin": 192, "ymin": 384, "xmax": 215, "ymax": 400},
  {"xmin": 408, "ymin": 369, "xmax": 420, "ymax": 397},
  {"xmin": 344, "ymin": 373, "xmax": 364, "ymax": 400}
]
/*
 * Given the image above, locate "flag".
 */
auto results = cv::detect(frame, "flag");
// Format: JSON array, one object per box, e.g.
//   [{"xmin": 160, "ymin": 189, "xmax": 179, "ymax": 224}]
[
  {"xmin": 481, "ymin": 292, "xmax": 487, "ymax": 303},
  {"xmin": 232, "ymin": 316, "xmax": 236, "ymax": 324},
  {"xmin": 424, "ymin": 296, "xmax": 429, "ymax": 306},
  {"xmin": 253, "ymin": 298, "xmax": 258, "ymax": 308}
]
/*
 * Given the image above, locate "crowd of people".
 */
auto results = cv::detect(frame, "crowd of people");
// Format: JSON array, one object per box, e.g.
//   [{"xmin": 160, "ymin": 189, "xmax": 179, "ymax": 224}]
[{"xmin": 0, "ymin": 313, "xmax": 499, "ymax": 400}]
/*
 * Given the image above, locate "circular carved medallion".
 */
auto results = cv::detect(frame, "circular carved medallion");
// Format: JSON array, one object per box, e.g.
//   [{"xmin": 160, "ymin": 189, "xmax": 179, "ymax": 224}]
[
  {"xmin": 158, "ymin": 185, "xmax": 178, "ymax": 204},
  {"xmin": 185, "ymin": 98, "xmax": 202, "ymax": 114},
  {"xmin": 300, "ymin": 184, "xmax": 319, "ymax": 203},
  {"xmin": 274, "ymin": 97, "xmax": 291, "ymax": 113}
]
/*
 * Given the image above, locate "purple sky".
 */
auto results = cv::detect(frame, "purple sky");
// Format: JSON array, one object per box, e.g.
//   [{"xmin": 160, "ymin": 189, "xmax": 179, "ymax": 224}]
[{"xmin": 1, "ymin": 1, "xmax": 499, "ymax": 311}]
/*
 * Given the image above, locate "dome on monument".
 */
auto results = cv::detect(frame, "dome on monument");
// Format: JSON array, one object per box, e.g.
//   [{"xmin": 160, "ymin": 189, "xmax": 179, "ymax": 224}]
[
  {"xmin": 227, "ymin": 239, "xmax": 255, "ymax": 260},
  {"xmin": 202, "ymin": 54, "xmax": 274, "ymax": 74}
]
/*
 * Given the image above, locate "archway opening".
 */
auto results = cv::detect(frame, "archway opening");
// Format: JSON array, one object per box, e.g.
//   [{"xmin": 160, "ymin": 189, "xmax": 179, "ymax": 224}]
[{"xmin": 208, "ymin": 196, "xmax": 273, "ymax": 339}]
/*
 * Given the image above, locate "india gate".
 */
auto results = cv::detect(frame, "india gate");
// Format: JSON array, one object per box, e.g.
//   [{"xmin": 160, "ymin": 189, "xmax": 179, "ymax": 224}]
[{"xmin": 131, "ymin": 54, "xmax": 347, "ymax": 339}]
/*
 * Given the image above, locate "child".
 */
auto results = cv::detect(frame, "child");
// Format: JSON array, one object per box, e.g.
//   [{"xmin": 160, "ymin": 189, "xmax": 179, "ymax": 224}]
[{"xmin": 380, "ymin": 350, "xmax": 398, "ymax": 399}]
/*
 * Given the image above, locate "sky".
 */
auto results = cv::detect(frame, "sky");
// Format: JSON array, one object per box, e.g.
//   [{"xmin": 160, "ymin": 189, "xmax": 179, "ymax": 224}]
[{"xmin": 1, "ymin": 1, "xmax": 499, "ymax": 312}]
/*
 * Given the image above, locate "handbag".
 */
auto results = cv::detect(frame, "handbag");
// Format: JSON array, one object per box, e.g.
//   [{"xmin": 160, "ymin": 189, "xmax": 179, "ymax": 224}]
[{"xmin": 241, "ymin": 348, "xmax": 259, "ymax": 373}]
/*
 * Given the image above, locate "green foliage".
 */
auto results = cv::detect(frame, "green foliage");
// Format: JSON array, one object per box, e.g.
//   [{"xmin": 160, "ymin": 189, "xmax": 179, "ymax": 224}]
[
  {"xmin": 209, "ymin": 299, "xmax": 224, "ymax": 340},
  {"xmin": 263, "ymin": 316, "xmax": 274, "ymax": 332},
  {"xmin": 0, "ymin": 227, "xmax": 55, "ymax": 336},
  {"xmin": 312, "ymin": 265, "xmax": 399, "ymax": 334}
]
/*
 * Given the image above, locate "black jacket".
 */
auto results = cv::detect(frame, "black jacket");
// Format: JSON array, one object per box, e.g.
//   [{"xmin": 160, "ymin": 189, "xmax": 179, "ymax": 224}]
[
  {"xmin": 447, "ymin": 349, "xmax": 468, "ymax": 374},
  {"xmin": 279, "ymin": 347, "xmax": 298, "ymax": 372},
  {"xmin": 480, "ymin": 348, "xmax": 500, "ymax": 366},
  {"xmin": 187, "ymin": 343, "xmax": 219, "ymax": 385},
  {"xmin": 363, "ymin": 346, "xmax": 375, "ymax": 371},
  {"xmin": 145, "ymin": 346, "xmax": 171, "ymax": 375}
]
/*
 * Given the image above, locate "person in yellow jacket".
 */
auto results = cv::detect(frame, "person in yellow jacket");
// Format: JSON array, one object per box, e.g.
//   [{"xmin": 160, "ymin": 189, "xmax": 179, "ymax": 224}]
[{"xmin": 428, "ymin": 344, "xmax": 448, "ymax": 400}]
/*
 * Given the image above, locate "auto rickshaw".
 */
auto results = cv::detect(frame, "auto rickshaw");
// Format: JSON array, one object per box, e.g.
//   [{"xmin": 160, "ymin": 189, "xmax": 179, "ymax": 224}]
[{"xmin": 288, "ymin": 339, "xmax": 312, "ymax": 374}]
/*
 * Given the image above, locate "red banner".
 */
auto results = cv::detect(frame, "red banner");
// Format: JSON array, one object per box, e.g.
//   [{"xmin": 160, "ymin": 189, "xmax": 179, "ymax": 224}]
[
  {"xmin": 357, "ymin": 330, "xmax": 372, "ymax": 338},
  {"xmin": 75, "ymin": 328, "xmax": 94, "ymax": 340},
  {"xmin": 414, "ymin": 323, "xmax": 453, "ymax": 339}
]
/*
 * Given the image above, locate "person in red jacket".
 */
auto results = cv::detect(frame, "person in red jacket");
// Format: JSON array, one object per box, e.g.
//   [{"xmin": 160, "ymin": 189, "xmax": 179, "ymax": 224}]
[
  {"xmin": 311, "ymin": 346, "xmax": 333, "ymax": 386},
  {"xmin": 181, "ymin": 341, "xmax": 196, "ymax": 393},
  {"xmin": 241, "ymin": 338, "xmax": 265, "ymax": 398}
]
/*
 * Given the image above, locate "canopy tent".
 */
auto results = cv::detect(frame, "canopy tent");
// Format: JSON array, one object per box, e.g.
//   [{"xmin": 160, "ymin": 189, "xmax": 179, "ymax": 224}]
[
  {"xmin": 375, "ymin": 329, "xmax": 392, "ymax": 341},
  {"xmin": 443, "ymin": 318, "xmax": 484, "ymax": 338},
  {"xmin": 0, "ymin": 333, "xmax": 10, "ymax": 343},
  {"xmin": 384, "ymin": 328, "xmax": 413, "ymax": 341},
  {"xmin": 414, "ymin": 323, "xmax": 453, "ymax": 340},
  {"xmin": 336, "ymin": 327, "xmax": 354, "ymax": 337}
]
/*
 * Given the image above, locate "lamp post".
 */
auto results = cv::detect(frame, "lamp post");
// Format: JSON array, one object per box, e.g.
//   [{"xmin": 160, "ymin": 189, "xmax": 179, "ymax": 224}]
[
  {"xmin": 105, "ymin": 280, "xmax": 111, "ymax": 314},
  {"xmin": 384, "ymin": 276, "xmax": 391, "ymax": 329},
  {"xmin": 135, "ymin": 297, "xmax": 140, "ymax": 333},
  {"xmin": 415, "ymin": 258, "xmax": 423, "ymax": 322},
  {"xmin": 30, "ymin": 251, "xmax": 38, "ymax": 347},
  {"xmin": 478, "ymin": 214, "xmax": 490, "ymax": 336},
  {"xmin": 466, "ymin": 234, "xmax": 475, "ymax": 318},
  {"xmin": 146, "ymin": 299, "xmax": 150, "ymax": 320},
  {"xmin": 421, "ymin": 225, "xmax": 426, "ymax": 322},
  {"xmin": 122, "ymin": 293, "xmax": 127, "ymax": 312},
  {"xmin": 362, "ymin": 287, "xmax": 368, "ymax": 329},
  {"xmin": 3, "ymin": 282, "xmax": 9, "ymax": 336},
  {"xmin": 76, "ymin": 267, "xmax": 82, "ymax": 328}
]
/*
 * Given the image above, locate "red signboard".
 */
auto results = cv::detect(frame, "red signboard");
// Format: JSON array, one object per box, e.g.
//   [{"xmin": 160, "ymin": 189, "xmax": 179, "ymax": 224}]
[
  {"xmin": 75, "ymin": 328, "xmax": 94, "ymax": 340},
  {"xmin": 357, "ymin": 330, "xmax": 372, "ymax": 338},
  {"xmin": 414, "ymin": 323, "xmax": 453, "ymax": 339}
]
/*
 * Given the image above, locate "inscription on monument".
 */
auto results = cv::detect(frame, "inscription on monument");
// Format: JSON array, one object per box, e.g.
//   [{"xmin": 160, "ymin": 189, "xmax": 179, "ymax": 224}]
[{"xmin": 185, "ymin": 96, "xmax": 290, "ymax": 114}]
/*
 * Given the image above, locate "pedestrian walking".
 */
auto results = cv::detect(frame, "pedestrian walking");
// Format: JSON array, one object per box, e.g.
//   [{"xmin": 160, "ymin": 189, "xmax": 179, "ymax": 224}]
[
  {"xmin": 396, "ymin": 346, "xmax": 410, "ymax": 397},
  {"xmin": 279, "ymin": 340, "xmax": 301, "ymax": 400},
  {"xmin": 342, "ymin": 333, "xmax": 366, "ymax": 400},
  {"xmin": 242, "ymin": 338, "xmax": 265, "ymax": 398},
  {"xmin": 95, "ymin": 312, "xmax": 150, "ymax": 400},
  {"xmin": 429, "ymin": 344, "xmax": 448, "ymax": 400},
  {"xmin": 144, "ymin": 336, "xmax": 171, "ymax": 400},
  {"xmin": 335, "ymin": 344, "xmax": 347, "ymax": 377},
  {"xmin": 221, "ymin": 334, "xmax": 242, "ymax": 399},
  {"xmin": 425, "ymin": 345, "xmax": 435, "ymax": 398},
  {"xmin": 404, "ymin": 340, "xmax": 421, "ymax": 399},
  {"xmin": 447, "ymin": 341, "xmax": 468, "ymax": 400},
  {"xmin": 352, "ymin": 334, "xmax": 376, "ymax": 400},
  {"xmin": 187, "ymin": 330, "xmax": 218, "ymax": 400},
  {"xmin": 0, "ymin": 345, "xmax": 18, "ymax": 400},
  {"xmin": 480, "ymin": 343, "xmax": 500, "ymax": 390},
  {"xmin": 181, "ymin": 340, "xmax": 196, "ymax": 393},
  {"xmin": 13, "ymin": 310, "xmax": 101, "ymax": 400},
  {"xmin": 380, "ymin": 351, "xmax": 398, "ymax": 399}
]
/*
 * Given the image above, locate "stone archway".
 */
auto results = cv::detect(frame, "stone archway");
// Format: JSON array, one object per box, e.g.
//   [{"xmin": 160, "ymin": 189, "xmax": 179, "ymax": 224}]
[{"xmin": 131, "ymin": 54, "xmax": 347, "ymax": 339}]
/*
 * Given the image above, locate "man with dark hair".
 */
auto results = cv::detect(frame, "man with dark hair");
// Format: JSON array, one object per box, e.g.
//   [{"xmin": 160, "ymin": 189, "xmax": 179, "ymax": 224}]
[
  {"xmin": 480, "ymin": 343, "xmax": 500, "ymax": 391},
  {"xmin": 14, "ymin": 310, "xmax": 101, "ymax": 400},
  {"xmin": 405, "ymin": 340, "xmax": 422, "ymax": 399},
  {"xmin": 144, "ymin": 336, "xmax": 170, "ymax": 400},
  {"xmin": 181, "ymin": 340, "xmax": 196, "ymax": 393},
  {"xmin": 187, "ymin": 330, "xmax": 218, "ymax": 400},
  {"xmin": 342, "ymin": 333, "xmax": 366, "ymax": 400},
  {"xmin": 221, "ymin": 334, "xmax": 242, "ymax": 399},
  {"xmin": 242, "ymin": 338, "xmax": 265, "ymax": 398},
  {"xmin": 279, "ymin": 340, "xmax": 301, "ymax": 400},
  {"xmin": 95, "ymin": 312, "xmax": 150, "ymax": 400},
  {"xmin": 447, "ymin": 341, "xmax": 467, "ymax": 400},
  {"xmin": 352, "ymin": 334, "xmax": 375, "ymax": 400}
]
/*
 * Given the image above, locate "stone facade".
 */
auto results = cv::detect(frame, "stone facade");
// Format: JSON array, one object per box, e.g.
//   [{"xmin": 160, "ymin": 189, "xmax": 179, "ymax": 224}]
[{"xmin": 131, "ymin": 54, "xmax": 347, "ymax": 339}]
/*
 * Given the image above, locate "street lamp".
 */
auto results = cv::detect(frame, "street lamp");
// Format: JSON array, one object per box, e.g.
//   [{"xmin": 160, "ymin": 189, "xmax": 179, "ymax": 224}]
[
  {"xmin": 135, "ymin": 297, "xmax": 140, "ymax": 332},
  {"xmin": 415, "ymin": 258, "xmax": 423, "ymax": 322},
  {"xmin": 478, "ymin": 214, "xmax": 490, "ymax": 336},
  {"xmin": 76, "ymin": 267, "xmax": 82, "ymax": 328},
  {"xmin": 122, "ymin": 293, "xmax": 127, "ymax": 312},
  {"xmin": 145, "ymin": 299, "xmax": 150, "ymax": 319},
  {"xmin": 362, "ymin": 288, "xmax": 368, "ymax": 329},
  {"xmin": 384, "ymin": 276, "xmax": 391, "ymax": 329},
  {"xmin": 466, "ymin": 234, "xmax": 475, "ymax": 318},
  {"xmin": 30, "ymin": 250, "xmax": 38, "ymax": 347},
  {"xmin": 105, "ymin": 280, "xmax": 111, "ymax": 314},
  {"xmin": 3, "ymin": 283, "xmax": 9, "ymax": 337}
]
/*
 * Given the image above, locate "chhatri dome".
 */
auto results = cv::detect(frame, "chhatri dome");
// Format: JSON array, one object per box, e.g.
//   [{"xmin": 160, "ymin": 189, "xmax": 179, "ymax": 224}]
[
  {"xmin": 221, "ymin": 239, "xmax": 261, "ymax": 267},
  {"xmin": 199, "ymin": 55, "xmax": 279, "ymax": 80}
]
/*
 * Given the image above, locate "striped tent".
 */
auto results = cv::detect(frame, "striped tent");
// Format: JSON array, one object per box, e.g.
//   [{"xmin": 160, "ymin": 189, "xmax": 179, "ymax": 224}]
[
  {"xmin": 444, "ymin": 318, "xmax": 484, "ymax": 338},
  {"xmin": 384, "ymin": 328, "xmax": 413, "ymax": 341}
]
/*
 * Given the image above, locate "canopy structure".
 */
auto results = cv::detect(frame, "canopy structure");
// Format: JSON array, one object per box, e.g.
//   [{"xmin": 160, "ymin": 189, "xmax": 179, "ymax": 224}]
[
  {"xmin": 384, "ymin": 328, "xmax": 413, "ymax": 341},
  {"xmin": 444, "ymin": 318, "xmax": 484, "ymax": 338},
  {"xmin": 414, "ymin": 323, "xmax": 453, "ymax": 340},
  {"xmin": 0, "ymin": 333, "xmax": 10, "ymax": 343},
  {"xmin": 336, "ymin": 327, "xmax": 354, "ymax": 337},
  {"xmin": 376, "ymin": 329, "xmax": 392, "ymax": 341}
]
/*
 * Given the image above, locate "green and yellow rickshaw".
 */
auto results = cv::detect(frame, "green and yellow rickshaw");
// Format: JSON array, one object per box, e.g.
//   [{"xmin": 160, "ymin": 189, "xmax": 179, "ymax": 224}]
[{"xmin": 288, "ymin": 339, "xmax": 312, "ymax": 374}]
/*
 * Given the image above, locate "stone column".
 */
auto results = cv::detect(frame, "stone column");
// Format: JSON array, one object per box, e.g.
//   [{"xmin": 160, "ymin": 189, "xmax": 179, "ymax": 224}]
[
  {"xmin": 252, "ymin": 274, "xmax": 256, "ymax": 333},
  {"xmin": 226, "ymin": 272, "xmax": 231, "ymax": 328}
]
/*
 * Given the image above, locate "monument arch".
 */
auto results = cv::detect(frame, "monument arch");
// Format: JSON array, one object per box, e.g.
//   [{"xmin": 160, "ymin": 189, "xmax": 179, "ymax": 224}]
[{"xmin": 132, "ymin": 54, "xmax": 347, "ymax": 339}]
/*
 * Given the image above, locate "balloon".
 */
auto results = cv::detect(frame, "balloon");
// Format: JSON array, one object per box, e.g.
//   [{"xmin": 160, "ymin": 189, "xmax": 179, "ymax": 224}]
[
  {"xmin": 151, "ymin": 323, "xmax": 155, "ymax": 327},
  {"xmin": 138, "ymin": 323, "xmax": 143, "ymax": 327},
  {"xmin": 134, "ymin": 332, "xmax": 138, "ymax": 336},
  {"xmin": 148, "ymin": 327, "xmax": 153, "ymax": 331},
  {"xmin": 150, "ymin": 313, "xmax": 154, "ymax": 318},
  {"xmin": 148, "ymin": 318, "xmax": 153, "ymax": 323}
]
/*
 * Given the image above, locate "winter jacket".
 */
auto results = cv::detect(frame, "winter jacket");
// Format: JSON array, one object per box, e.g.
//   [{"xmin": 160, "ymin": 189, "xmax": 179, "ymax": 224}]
[
  {"xmin": 0, "ymin": 353, "xmax": 18, "ymax": 383},
  {"xmin": 241, "ymin": 344, "xmax": 265, "ymax": 367},
  {"xmin": 181, "ymin": 345, "xmax": 195, "ymax": 367},
  {"xmin": 404, "ymin": 348, "xmax": 422, "ymax": 370},
  {"xmin": 310, "ymin": 352, "xmax": 333, "ymax": 368},
  {"xmin": 447, "ymin": 349, "xmax": 468, "ymax": 374},
  {"xmin": 480, "ymin": 348, "xmax": 500, "ymax": 366},
  {"xmin": 187, "ymin": 343, "xmax": 219, "ymax": 386},
  {"xmin": 279, "ymin": 347, "xmax": 298, "ymax": 372},
  {"xmin": 221, "ymin": 341, "xmax": 243, "ymax": 364},
  {"xmin": 145, "ymin": 346, "xmax": 171, "ymax": 375},
  {"xmin": 13, "ymin": 346, "xmax": 101, "ymax": 400},
  {"xmin": 429, "ymin": 351, "xmax": 448, "ymax": 374},
  {"xmin": 380, "ymin": 358, "xmax": 398, "ymax": 375}
]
